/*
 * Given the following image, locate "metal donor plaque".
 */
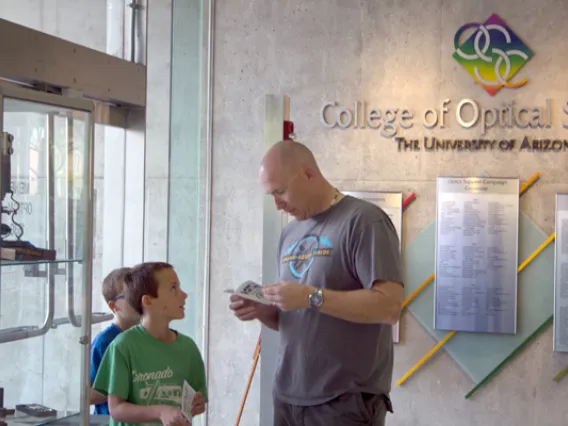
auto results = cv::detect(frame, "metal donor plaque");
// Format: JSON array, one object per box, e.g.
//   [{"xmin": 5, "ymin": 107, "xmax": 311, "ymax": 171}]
[
  {"xmin": 344, "ymin": 191, "xmax": 403, "ymax": 343},
  {"xmin": 434, "ymin": 177, "xmax": 520, "ymax": 334},
  {"xmin": 554, "ymin": 194, "xmax": 568, "ymax": 352}
]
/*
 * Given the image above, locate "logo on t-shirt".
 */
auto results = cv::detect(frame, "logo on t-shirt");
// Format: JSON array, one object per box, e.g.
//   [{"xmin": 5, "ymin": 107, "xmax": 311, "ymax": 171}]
[
  {"xmin": 282, "ymin": 235, "xmax": 333, "ymax": 278},
  {"xmin": 133, "ymin": 366, "xmax": 181, "ymax": 406},
  {"xmin": 133, "ymin": 366, "xmax": 174, "ymax": 383}
]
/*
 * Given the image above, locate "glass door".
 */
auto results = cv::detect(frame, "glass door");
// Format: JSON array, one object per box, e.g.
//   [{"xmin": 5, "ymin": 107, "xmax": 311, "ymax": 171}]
[{"xmin": 0, "ymin": 82, "xmax": 94, "ymax": 426}]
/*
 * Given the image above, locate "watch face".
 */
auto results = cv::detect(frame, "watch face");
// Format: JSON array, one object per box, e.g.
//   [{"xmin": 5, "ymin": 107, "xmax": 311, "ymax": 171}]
[{"xmin": 310, "ymin": 292, "xmax": 323, "ymax": 307}]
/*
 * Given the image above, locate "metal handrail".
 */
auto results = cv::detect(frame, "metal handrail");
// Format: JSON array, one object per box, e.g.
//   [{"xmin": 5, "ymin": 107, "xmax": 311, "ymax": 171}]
[
  {"xmin": 51, "ymin": 312, "xmax": 113, "ymax": 328},
  {"xmin": 0, "ymin": 269, "xmax": 55, "ymax": 343}
]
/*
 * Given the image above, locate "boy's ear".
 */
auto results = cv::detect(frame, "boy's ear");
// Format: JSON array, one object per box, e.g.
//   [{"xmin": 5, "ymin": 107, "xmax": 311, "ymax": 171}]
[
  {"xmin": 108, "ymin": 300, "xmax": 118, "ymax": 313},
  {"xmin": 141, "ymin": 294, "xmax": 152, "ymax": 311}
]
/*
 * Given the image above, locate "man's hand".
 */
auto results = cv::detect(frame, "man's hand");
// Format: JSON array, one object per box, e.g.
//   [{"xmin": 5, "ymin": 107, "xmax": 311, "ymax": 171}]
[
  {"xmin": 159, "ymin": 405, "xmax": 190, "ymax": 426},
  {"xmin": 229, "ymin": 294, "xmax": 274, "ymax": 321},
  {"xmin": 191, "ymin": 392, "xmax": 206, "ymax": 416},
  {"xmin": 262, "ymin": 282, "xmax": 312, "ymax": 312}
]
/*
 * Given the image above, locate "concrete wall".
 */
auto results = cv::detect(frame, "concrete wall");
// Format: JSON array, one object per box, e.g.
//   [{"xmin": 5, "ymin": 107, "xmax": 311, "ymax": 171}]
[{"xmin": 208, "ymin": 0, "xmax": 568, "ymax": 425}]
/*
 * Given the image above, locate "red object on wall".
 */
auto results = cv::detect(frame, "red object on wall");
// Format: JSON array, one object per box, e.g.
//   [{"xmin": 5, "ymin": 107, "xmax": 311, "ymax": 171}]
[{"xmin": 283, "ymin": 121, "xmax": 294, "ymax": 140}]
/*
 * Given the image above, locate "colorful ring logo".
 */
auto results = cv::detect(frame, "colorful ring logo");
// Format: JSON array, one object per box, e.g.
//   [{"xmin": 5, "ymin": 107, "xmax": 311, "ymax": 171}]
[{"xmin": 453, "ymin": 14, "xmax": 534, "ymax": 96}]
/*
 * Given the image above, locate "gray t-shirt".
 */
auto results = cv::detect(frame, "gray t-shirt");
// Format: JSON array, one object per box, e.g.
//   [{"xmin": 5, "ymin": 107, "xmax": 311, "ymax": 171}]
[{"xmin": 273, "ymin": 195, "xmax": 403, "ymax": 406}]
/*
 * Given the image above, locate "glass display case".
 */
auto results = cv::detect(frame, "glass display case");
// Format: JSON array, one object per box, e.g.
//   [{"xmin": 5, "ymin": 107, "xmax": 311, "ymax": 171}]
[{"xmin": 0, "ymin": 83, "xmax": 99, "ymax": 426}]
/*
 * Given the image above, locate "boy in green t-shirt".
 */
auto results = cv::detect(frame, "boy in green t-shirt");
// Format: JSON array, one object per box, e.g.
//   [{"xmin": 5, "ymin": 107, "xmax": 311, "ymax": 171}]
[{"xmin": 93, "ymin": 262, "xmax": 208, "ymax": 426}]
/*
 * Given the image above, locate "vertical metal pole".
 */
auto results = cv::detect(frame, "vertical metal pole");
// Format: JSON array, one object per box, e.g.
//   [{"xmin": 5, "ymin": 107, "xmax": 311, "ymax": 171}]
[
  {"xmin": 66, "ymin": 117, "xmax": 80, "ymax": 327},
  {"xmin": 46, "ymin": 113, "xmax": 56, "ymax": 403},
  {"xmin": 259, "ymin": 94, "xmax": 290, "ymax": 426},
  {"xmin": 46, "ymin": 114, "xmax": 55, "ymax": 290},
  {"xmin": 47, "ymin": 114, "xmax": 55, "ymax": 246},
  {"xmin": 79, "ymin": 114, "xmax": 95, "ymax": 426},
  {"xmin": 201, "ymin": 0, "xmax": 216, "ymax": 423},
  {"xmin": 129, "ymin": 0, "xmax": 139, "ymax": 62}
]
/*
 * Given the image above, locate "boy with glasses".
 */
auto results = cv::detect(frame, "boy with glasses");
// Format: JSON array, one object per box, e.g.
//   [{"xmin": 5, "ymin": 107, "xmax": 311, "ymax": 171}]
[{"xmin": 90, "ymin": 267, "xmax": 141, "ymax": 415}]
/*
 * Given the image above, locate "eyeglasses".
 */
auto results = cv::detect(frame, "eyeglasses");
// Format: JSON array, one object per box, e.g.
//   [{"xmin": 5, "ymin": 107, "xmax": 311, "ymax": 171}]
[{"xmin": 111, "ymin": 293, "xmax": 125, "ymax": 302}]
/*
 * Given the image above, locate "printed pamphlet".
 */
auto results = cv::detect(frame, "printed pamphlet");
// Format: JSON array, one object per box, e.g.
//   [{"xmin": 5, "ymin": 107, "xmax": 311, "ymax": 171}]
[
  {"xmin": 224, "ymin": 280, "xmax": 272, "ymax": 305},
  {"xmin": 180, "ymin": 380, "xmax": 196, "ymax": 423}
]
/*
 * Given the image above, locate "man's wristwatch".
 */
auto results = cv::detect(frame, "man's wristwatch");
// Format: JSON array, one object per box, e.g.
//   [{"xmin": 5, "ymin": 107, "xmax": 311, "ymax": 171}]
[{"xmin": 308, "ymin": 288, "xmax": 324, "ymax": 309}]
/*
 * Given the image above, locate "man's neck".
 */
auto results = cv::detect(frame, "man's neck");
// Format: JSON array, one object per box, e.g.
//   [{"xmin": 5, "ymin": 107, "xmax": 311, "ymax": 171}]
[
  {"xmin": 141, "ymin": 316, "xmax": 175, "ymax": 343},
  {"xmin": 310, "ymin": 183, "xmax": 341, "ymax": 217}
]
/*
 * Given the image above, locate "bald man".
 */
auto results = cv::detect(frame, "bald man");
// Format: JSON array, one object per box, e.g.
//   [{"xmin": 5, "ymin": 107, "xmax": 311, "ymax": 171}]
[{"xmin": 229, "ymin": 141, "xmax": 404, "ymax": 426}]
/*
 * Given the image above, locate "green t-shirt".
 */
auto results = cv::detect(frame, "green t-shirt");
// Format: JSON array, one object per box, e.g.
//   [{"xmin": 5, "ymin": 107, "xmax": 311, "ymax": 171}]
[{"xmin": 93, "ymin": 324, "xmax": 207, "ymax": 426}]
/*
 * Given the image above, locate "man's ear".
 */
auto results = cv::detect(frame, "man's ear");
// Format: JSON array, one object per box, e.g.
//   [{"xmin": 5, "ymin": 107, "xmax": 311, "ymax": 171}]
[{"xmin": 303, "ymin": 165, "xmax": 316, "ymax": 180}]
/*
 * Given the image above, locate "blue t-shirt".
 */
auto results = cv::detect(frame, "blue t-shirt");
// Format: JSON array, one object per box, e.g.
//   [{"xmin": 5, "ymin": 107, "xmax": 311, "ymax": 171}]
[{"xmin": 90, "ymin": 323, "xmax": 123, "ymax": 415}]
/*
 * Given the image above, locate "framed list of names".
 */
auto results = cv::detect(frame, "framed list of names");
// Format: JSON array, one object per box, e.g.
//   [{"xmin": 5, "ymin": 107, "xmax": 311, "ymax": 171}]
[
  {"xmin": 344, "ymin": 191, "xmax": 403, "ymax": 343},
  {"xmin": 434, "ymin": 177, "xmax": 520, "ymax": 334},
  {"xmin": 554, "ymin": 194, "xmax": 568, "ymax": 352}
]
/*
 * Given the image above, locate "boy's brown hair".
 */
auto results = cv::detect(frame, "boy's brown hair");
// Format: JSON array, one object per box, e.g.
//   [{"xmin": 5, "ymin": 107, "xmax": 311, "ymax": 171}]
[
  {"xmin": 102, "ymin": 267, "xmax": 132, "ymax": 303},
  {"xmin": 124, "ymin": 261, "xmax": 174, "ymax": 315}
]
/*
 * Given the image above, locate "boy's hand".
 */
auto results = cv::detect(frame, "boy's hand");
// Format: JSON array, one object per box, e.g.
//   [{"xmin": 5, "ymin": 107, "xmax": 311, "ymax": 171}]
[
  {"xmin": 191, "ymin": 392, "xmax": 206, "ymax": 416},
  {"xmin": 159, "ymin": 405, "xmax": 190, "ymax": 426},
  {"xmin": 90, "ymin": 388, "xmax": 107, "ymax": 405}
]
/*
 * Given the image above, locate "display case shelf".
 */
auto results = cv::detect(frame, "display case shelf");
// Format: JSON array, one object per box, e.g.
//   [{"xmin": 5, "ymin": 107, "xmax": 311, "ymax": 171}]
[
  {"xmin": 2, "ymin": 413, "xmax": 109, "ymax": 426},
  {"xmin": 0, "ymin": 258, "xmax": 82, "ymax": 267}
]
